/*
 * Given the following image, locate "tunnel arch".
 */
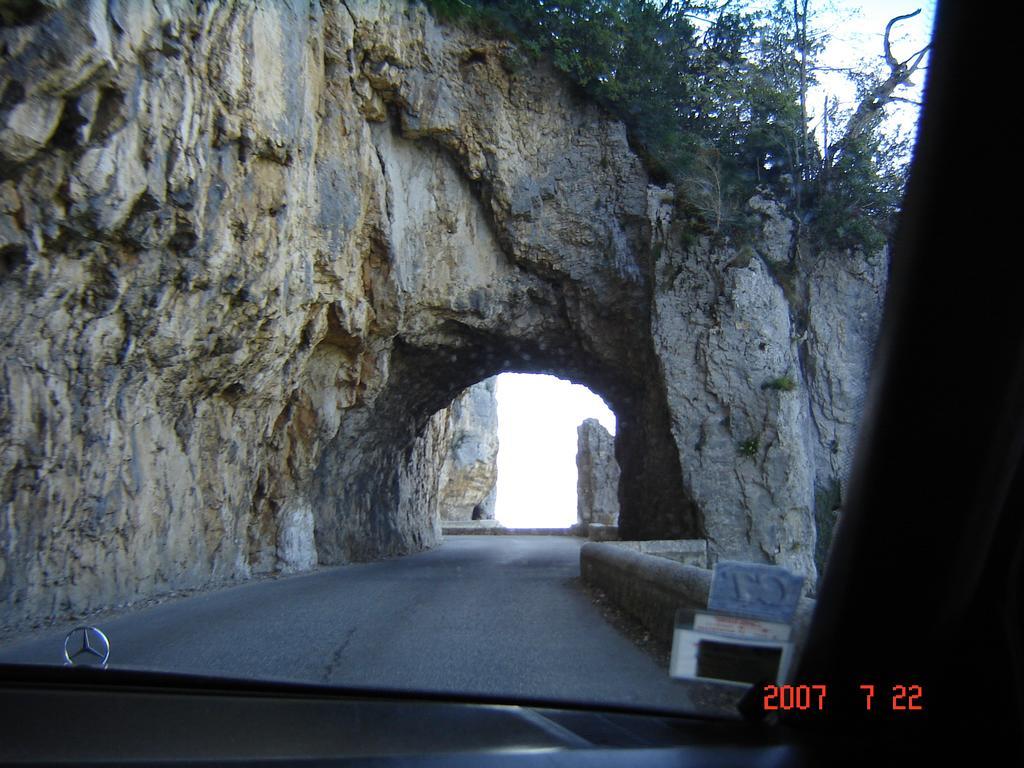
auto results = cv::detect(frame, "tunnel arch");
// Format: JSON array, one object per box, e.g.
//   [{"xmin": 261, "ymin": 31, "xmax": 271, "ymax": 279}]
[{"xmin": 308, "ymin": 311, "xmax": 704, "ymax": 565}]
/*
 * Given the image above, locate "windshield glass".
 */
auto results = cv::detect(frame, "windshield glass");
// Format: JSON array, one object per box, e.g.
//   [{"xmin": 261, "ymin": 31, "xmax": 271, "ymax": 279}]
[{"xmin": 0, "ymin": 0, "xmax": 934, "ymax": 720}]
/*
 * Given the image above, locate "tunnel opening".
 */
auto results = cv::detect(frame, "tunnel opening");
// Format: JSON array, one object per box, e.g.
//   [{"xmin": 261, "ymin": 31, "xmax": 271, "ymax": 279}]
[
  {"xmin": 492, "ymin": 372, "xmax": 616, "ymax": 530},
  {"xmin": 308, "ymin": 329, "xmax": 705, "ymax": 567},
  {"xmin": 424, "ymin": 371, "xmax": 619, "ymax": 532}
]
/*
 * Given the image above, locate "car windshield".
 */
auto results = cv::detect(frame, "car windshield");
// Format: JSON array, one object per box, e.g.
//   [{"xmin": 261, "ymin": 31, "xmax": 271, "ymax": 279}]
[{"xmin": 0, "ymin": 0, "xmax": 934, "ymax": 720}]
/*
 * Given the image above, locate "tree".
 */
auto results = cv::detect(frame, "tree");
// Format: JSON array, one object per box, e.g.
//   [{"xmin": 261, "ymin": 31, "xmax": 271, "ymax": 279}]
[
  {"xmin": 820, "ymin": 9, "xmax": 929, "ymax": 189},
  {"xmin": 421, "ymin": 0, "xmax": 930, "ymax": 251},
  {"xmin": 813, "ymin": 9, "xmax": 930, "ymax": 249}
]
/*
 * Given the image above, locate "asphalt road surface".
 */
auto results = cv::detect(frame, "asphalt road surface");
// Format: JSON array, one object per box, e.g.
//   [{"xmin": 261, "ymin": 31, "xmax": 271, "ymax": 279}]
[{"xmin": 0, "ymin": 536, "xmax": 705, "ymax": 713}]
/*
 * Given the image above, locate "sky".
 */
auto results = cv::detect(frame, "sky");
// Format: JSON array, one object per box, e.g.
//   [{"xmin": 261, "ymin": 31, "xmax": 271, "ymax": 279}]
[
  {"xmin": 494, "ymin": 374, "xmax": 615, "ymax": 528},
  {"xmin": 807, "ymin": 1, "xmax": 936, "ymax": 146},
  {"xmin": 489, "ymin": 2, "xmax": 936, "ymax": 530}
]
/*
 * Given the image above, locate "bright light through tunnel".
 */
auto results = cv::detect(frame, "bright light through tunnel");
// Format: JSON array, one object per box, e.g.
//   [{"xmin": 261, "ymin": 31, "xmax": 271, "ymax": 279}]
[{"xmin": 495, "ymin": 373, "xmax": 616, "ymax": 528}]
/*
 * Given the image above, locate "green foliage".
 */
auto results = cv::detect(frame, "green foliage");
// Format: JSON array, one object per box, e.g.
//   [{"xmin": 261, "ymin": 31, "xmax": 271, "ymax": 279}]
[
  {"xmin": 422, "ymin": 0, "xmax": 473, "ymax": 21},
  {"xmin": 762, "ymin": 375, "xmax": 797, "ymax": 392},
  {"xmin": 422, "ymin": 0, "xmax": 700, "ymax": 181},
  {"xmin": 420, "ymin": 0, "xmax": 916, "ymax": 254},
  {"xmin": 738, "ymin": 436, "xmax": 760, "ymax": 457},
  {"xmin": 812, "ymin": 128, "xmax": 910, "ymax": 252}
]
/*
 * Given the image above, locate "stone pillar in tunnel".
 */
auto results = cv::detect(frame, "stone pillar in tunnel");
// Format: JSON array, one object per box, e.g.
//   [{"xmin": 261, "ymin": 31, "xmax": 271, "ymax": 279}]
[{"xmin": 576, "ymin": 419, "xmax": 619, "ymax": 527}]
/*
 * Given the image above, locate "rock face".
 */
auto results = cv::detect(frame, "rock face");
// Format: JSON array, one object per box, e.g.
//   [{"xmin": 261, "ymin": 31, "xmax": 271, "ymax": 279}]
[
  {"xmin": 576, "ymin": 419, "xmax": 620, "ymax": 527},
  {"xmin": 649, "ymin": 191, "xmax": 887, "ymax": 581},
  {"xmin": 435, "ymin": 378, "xmax": 499, "ymax": 521},
  {"xmin": 0, "ymin": 1, "xmax": 884, "ymax": 625}
]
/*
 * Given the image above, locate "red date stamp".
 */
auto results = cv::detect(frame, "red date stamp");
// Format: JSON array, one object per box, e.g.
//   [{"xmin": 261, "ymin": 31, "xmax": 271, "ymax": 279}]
[
  {"xmin": 763, "ymin": 683, "xmax": 828, "ymax": 710},
  {"xmin": 763, "ymin": 684, "xmax": 924, "ymax": 711}
]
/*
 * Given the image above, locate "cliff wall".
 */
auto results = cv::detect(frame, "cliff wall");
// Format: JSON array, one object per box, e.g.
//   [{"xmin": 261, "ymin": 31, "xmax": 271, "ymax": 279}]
[{"xmin": 0, "ymin": 0, "xmax": 883, "ymax": 625}]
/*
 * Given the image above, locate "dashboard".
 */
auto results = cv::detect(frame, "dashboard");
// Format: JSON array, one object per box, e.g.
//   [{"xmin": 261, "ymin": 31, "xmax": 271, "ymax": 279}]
[{"xmin": 0, "ymin": 664, "xmax": 823, "ymax": 766}]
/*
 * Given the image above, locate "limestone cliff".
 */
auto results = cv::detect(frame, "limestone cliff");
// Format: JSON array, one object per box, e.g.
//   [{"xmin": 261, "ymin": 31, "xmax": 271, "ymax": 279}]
[
  {"xmin": 576, "ymin": 419, "xmax": 619, "ymax": 527},
  {"xmin": 435, "ymin": 378, "xmax": 499, "ymax": 521},
  {"xmin": 0, "ymin": 0, "xmax": 884, "ymax": 626},
  {"xmin": 650, "ymin": 191, "xmax": 887, "ymax": 580}
]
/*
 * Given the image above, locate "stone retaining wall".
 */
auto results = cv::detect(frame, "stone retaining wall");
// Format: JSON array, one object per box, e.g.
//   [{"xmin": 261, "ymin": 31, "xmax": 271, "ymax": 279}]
[{"xmin": 580, "ymin": 543, "xmax": 815, "ymax": 657}]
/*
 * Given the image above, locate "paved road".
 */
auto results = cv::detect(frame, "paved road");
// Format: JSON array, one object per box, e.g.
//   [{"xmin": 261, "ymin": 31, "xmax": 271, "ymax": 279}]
[{"xmin": 0, "ymin": 536, "xmax": 699, "ymax": 712}]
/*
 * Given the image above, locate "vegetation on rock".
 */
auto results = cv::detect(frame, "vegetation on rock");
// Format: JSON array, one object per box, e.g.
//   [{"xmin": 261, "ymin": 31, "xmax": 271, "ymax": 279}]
[
  {"xmin": 762, "ymin": 374, "xmax": 798, "ymax": 392},
  {"xmin": 422, "ymin": 0, "xmax": 928, "ymax": 253},
  {"xmin": 738, "ymin": 436, "xmax": 760, "ymax": 457}
]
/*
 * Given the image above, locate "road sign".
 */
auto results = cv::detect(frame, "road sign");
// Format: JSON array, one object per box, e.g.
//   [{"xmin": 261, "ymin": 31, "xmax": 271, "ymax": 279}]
[{"xmin": 708, "ymin": 561, "xmax": 804, "ymax": 623}]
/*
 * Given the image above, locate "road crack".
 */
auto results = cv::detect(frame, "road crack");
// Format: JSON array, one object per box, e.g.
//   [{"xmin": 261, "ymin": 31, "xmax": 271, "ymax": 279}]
[{"xmin": 322, "ymin": 626, "xmax": 358, "ymax": 683}]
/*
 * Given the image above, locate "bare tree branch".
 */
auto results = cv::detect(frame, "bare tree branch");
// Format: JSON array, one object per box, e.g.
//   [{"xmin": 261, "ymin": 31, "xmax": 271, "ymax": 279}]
[
  {"xmin": 680, "ymin": 0, "xmax": 741, "ymax": 25},
  {"xmin": 824, "ymin": 9, "xmax": 931, "ymax": 175},
  {"xmin": 900, "ymin": 44, "xmax": 931, "ymax": 68},
  {"xmin": 812, "ymin": 65, "xmax": 862, "ymax": 75},
  {"xmin": 883, "ymin": 9, "xmax": 922, "ymax": 68}
]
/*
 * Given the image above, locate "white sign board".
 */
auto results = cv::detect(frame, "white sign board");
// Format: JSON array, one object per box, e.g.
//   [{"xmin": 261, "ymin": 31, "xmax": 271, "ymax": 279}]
[{"xmin": 670, "ymin": 628, "xmax": 794, "ymax": 686}]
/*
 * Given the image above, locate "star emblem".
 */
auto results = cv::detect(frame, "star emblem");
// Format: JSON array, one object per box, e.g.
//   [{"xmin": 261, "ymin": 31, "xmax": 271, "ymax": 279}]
[{"xmin": 63, "ymin": 626, "xmax": 110, "ymax": 668}]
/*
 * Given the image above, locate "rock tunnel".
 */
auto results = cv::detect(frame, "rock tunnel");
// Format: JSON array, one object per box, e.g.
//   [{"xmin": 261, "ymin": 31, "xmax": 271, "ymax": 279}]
[
  {"xmin": 310, "ymin": 312, "xmax": 702, "ymax": 566},
  {"xmin": 0, "ymin": 1, "xmax": 885, "ymax": 626}
]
